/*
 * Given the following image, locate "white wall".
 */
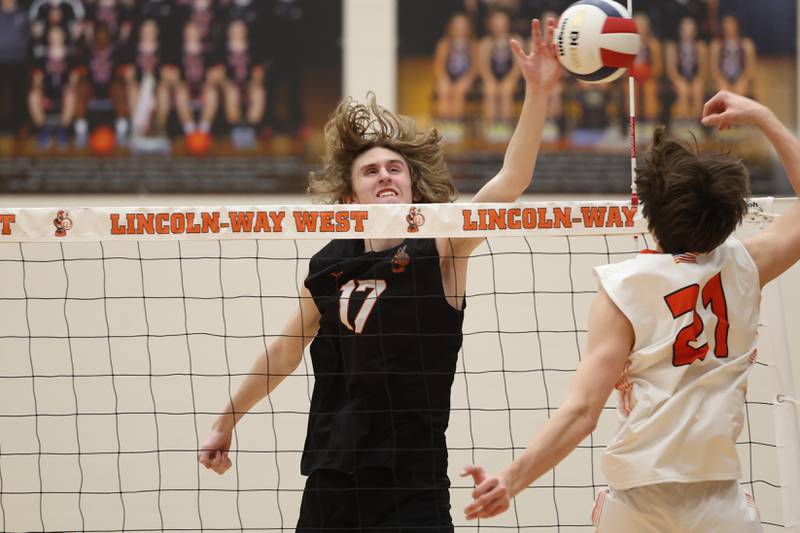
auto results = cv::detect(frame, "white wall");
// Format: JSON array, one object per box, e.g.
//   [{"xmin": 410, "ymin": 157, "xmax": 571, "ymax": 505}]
[{"xmin": 343, "ymin": 0, "xmax": 397, "ymax": 110}]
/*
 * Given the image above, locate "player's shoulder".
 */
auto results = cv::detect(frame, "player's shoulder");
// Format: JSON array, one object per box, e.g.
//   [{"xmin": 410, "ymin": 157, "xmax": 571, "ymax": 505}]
[
  {"xmin": 593, "ymin": 251, "xmax": 660, "ymax": 282},
  {"xmin": 306, "ymin": 240, "xmax": 359, "ymax": 291},
  {"xmin": 703, "ymin": 236, "xmax": 749, "ymax": 263},
  {"xmin": 713, "ymin": 236, "xmax": 759, "ymax": 278},
  {"xmin": 311, "ymin": 239, "xmax": 358, "ymax": 262},
  {"xmin": 596, "ymin": 237, "xmax": 756, "ymax": 281}
]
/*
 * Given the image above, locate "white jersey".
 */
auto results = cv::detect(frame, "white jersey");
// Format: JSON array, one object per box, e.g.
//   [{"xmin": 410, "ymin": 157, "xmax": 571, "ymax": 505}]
[{"xmin": 593, "ymin": 237, "xmax": 761, "ymax": 490}]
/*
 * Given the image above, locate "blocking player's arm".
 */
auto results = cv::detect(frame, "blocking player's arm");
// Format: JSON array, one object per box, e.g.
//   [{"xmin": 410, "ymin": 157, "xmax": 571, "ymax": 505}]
[
  {"xmin": 470, "ymin": 19, "xmax": 559, "ymax": 206},
  {"xmin": 749, "ymin": 113, "xmax": 800, "ymax": 285},
  {"xmin": 198, "ymin": 285, "xmax": 320, "ymax": 474},
  {"xmin": 217, "ymin": 285, "xmax": 319, "ymax": 431},
  {"xmin": 462, "ymin": 289, "xmax": 633, "ymax": 520},
  {"xmin": 446, "ymin": 18, "xmax": 562, "ymax": 259},
  {"xmin": 702, "ymin": 91, "xmax": 800, "ymax": 286}
]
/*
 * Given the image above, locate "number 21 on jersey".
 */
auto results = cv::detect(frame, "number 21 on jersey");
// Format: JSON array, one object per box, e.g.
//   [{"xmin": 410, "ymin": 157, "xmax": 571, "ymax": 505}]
[
  {"xmin": 339, "ymin": 279, "xmax": 387, "ymax": 334},
  {"xmin": 664, "ymin": 272, "xmax": 730, "ymax": 367}
]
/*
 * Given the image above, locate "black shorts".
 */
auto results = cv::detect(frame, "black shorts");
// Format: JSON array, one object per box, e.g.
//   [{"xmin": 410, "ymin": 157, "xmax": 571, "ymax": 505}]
[{"xmin": 296, "ymin": 468, "xmax": 453, "ymax": 533}]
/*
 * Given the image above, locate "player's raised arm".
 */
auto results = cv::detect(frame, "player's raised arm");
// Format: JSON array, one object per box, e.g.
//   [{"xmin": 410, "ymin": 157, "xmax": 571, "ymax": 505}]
[
  {"xmin": 702, "ymin": 91, "xmax": 800, "ymax": 286},
  {"xmin": 441, "ymin": 18, "xmax": 561, "ymax": 264},
  {"xmin": 435, "ymin": 18, "xmax": 562, "ymax": 310},
  {"xmin": 198, "ymin": 285, "xmax": 320, "ymax": 474},
  {"xmin": 436, "ymin": 16, "xmax": 562, "ymax": 302},
  {"xmin": 471, "ymin": 17, "xmax": 562, "ymax": 206},
  {"xmin": 462, "ymin": 289, "xmax": 633, "ymax": 520}
]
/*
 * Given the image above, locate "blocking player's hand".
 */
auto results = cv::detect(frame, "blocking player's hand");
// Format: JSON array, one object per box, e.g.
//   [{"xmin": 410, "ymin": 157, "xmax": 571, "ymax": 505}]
[
  {"xmin": 701, "ymin": 90, "xmax": 771, "ymax": 132},
  {"xmin": 461, "ymin": 465, "xmax": 512, "ymax": 520},
  {"xmin": 198, "ymin": 429, "xmax": 233, "ymax": 474},
  {"xmin": 513, "ymin": 17, "xmax": 562, "ymax": 93}
]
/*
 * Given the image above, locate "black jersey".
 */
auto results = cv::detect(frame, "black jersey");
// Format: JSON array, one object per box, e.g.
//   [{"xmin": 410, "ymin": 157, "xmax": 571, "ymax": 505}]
[{"xmin": 302, "ymin": 238, "xmax": 464, "ymax": 476}]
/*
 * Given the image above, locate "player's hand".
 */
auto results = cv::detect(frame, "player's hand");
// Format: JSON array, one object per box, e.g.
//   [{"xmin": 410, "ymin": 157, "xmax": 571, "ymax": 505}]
[
  {"xmin": 461, "ymin": 465, "xmax": 512, "ymax": 520},
  {"xmin": 701, "ymin": 90, "xmax": 772, "ymax": 132},
  {"xmin": 512, "ymin": 17, "xmax": 562, "ymax": 93},
  {"xmin": 198, "ymin": 429, "xmax": 233, "ymax": 475}
]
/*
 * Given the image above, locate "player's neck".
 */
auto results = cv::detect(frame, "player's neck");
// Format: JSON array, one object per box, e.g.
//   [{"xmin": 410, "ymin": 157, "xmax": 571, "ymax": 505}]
[{"xmin": 365, "ymin": 238, "xmax": 404, "ymax": 253}]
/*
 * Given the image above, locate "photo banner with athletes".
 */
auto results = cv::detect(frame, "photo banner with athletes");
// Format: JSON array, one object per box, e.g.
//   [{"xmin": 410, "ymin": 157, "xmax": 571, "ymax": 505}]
[{"xmin": 0, "ymin": 199, "xmax": 775, "ymax": 243}]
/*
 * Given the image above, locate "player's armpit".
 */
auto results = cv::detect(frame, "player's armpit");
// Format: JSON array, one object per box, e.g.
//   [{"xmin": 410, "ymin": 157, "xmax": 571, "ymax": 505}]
[
  {"xmin": 741, "ymin": 109, "xmax": 800, "ymax": 286},
  {"xmin": 436, "ymin": 237, "xmax": 476, "ymax": 310},
  {"xmin": 213, "ymin": 284, "xmax": 320, "ymax": 434}
]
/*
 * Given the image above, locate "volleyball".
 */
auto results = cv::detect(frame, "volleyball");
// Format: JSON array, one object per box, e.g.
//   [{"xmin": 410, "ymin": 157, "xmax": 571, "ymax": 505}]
[
  {"xmin": 554, "ymin": 0, "xmax": 641, "ymax": 83},
  {"xmin": 186, "ymin": 130, "xmax": 212, "ymax": 156},
  {"xmin": 88, "ymin": 125, "xmax": 116, "ymax": 156}
]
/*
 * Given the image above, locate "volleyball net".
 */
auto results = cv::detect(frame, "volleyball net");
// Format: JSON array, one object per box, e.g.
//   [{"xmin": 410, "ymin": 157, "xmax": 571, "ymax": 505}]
[{"xmin": 0, "ymin": 199, "xmax": 798, "ymax": 532}]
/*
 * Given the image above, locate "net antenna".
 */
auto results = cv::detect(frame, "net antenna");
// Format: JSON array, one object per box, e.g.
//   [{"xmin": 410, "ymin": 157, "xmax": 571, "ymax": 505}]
[{"xmin": 627, "ymin": 0, "xmax": 638, "ymax": 207}]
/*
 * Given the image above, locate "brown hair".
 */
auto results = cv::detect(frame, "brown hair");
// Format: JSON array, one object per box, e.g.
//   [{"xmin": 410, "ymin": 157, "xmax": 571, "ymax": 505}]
[
  {"xmin": 636, "ymin": 127, "xmax": 749, "ymax": 253},
  {"xmin": 307, "ymin": 94, "xmax": 457, "ymax": 204}
]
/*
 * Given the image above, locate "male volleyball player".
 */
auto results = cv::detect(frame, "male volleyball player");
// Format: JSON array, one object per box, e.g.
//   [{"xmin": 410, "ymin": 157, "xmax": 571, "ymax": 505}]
[
  {"xmin": 463, "ymin": 91, "xmax": 800, "ymax": 532},
  {"xmin": 198, "ymin": 17, "xmax": 562, "ymax": 533}
]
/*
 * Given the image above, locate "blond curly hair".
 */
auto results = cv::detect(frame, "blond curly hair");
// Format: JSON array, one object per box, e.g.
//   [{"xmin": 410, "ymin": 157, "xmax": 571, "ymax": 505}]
[{"xmin": 308, "ymin": 94, "xmax": 457, "ymax": 204}]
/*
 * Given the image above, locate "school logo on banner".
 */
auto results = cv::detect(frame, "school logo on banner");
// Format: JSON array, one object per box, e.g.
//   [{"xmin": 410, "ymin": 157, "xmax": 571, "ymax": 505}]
[
  {"xmin": 53, "ymin": 210, "xmax": 74, "ymax": 237},
  {"xmin": 406, "ymin": 207, "xmax": 425, "ymax": 233}
]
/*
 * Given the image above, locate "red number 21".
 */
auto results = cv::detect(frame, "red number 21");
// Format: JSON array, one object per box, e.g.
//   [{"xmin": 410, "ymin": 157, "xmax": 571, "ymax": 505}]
[{"xmin": 663, "ymin": 272, "xmax": 729, "ymax": 367}]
